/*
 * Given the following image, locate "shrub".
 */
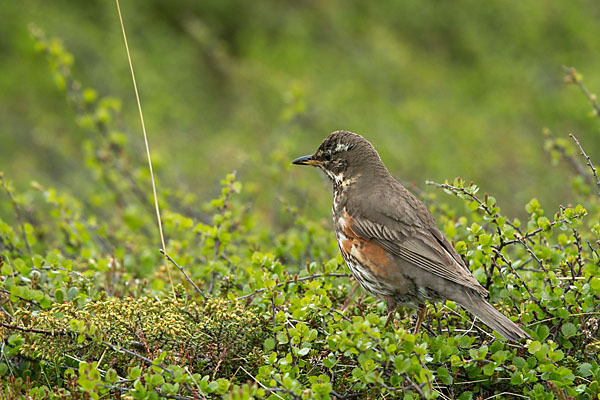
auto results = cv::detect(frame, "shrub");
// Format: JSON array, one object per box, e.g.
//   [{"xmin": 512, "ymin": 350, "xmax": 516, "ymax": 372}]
[{"xmin": 1, "ymin": 28, "xmax": 599, "ymax": 399}]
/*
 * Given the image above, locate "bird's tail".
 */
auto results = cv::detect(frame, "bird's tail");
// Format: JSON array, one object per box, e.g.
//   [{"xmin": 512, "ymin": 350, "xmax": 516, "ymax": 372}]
[{"xmin": 457, "ymin": 294, "xmax": 531, "ymax": 341}]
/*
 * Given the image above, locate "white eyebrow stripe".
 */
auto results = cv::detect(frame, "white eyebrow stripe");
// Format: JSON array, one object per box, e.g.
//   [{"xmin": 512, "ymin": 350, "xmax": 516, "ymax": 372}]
[{"xmin": 335, "ymin": 143, "xmax": 350, "ymax": 152}]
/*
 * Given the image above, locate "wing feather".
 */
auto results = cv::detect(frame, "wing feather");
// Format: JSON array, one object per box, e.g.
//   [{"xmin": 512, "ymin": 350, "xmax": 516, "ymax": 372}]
[{"xmin": 346, "ymin": 183, "xmax": 487, "ymax": 296}]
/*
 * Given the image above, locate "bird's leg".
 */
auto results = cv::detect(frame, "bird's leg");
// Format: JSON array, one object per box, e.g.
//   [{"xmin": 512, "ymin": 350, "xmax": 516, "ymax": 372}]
[
  {"xmin": 342, "ymin": 282, "xmax": 360, "ymax": 311},
  {"xmin": 384, "ymin": 312, "xmax": 395, "ymax": 328},
  {"xmin": 384, "ymin": 299, "xmax": 397, "ymax": 328},
  {"xmin": 413, "ymin": 305, "xmax": 428, "ymax": 335}
]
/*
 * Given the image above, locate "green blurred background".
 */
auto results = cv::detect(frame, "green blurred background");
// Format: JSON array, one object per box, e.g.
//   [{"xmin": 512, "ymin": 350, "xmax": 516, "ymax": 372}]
[{"xmin": 2, "ymin": 0, "xmax": 600, "ymax": 225}]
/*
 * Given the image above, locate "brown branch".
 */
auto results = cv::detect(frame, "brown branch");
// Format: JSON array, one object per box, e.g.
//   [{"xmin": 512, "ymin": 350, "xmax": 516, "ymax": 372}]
[
  {"xmin": 0, "ymin": 322, "xmax": 175, "ymax": 375},
  {"xmin": 236, "ymin": 273, "xmax": 350, "ymax": 300},
  {"xmin": 497, "ymin": 215, "xmax": 578, "ymax": 248},
  {"xmin": 0, "ymin": 289, "xmax": 41, "ymax": 309},
  {"xmin": 160, "ymin": 250, "xmax": 208, "ymax": 300},
  {"xmin": 569, "ymin": 133, "xmax": 600, "ymax": 193},
  {"xmin": 426, "ymin": 180, "xmax": 530, "ymax": 244},
  {"xmin": 515, "ymin": 235, "xmax": 548, "ymax": 273},
  {"xmin": 492, "ymin": 249, "xmax": 549, "ymax": 316},
  {"xmin": 549, "ymin": 139, "xmax": 591, "ymax": 186}
]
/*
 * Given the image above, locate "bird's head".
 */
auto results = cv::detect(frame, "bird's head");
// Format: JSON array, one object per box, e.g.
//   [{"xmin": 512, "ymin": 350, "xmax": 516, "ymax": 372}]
[{"xmin": 292, "ymin": 130, "xmax": 385, "ymax": 185}]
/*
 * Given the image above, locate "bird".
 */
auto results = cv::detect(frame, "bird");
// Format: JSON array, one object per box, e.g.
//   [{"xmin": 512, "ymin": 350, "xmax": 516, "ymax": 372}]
[{"xmin": 292, "ymin": 130, "xmax": 530, "ymax": 341}]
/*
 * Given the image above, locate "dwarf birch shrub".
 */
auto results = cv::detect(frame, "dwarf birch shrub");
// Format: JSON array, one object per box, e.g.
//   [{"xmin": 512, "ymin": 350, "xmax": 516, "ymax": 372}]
[{"xmin": 1, "ymin": 29, "xmax": 599, "ymax": 400}]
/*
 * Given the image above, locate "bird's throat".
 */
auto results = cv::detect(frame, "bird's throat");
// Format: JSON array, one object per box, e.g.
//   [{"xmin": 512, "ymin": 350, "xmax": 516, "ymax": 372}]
[{"xmin": 331, "ymin": 173, "xmax": 360, "ymax": 214}]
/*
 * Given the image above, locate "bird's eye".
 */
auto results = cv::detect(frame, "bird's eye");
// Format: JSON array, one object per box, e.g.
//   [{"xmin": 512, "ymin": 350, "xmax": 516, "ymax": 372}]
[{"xmin": 323, "ymin": 152, "xmax": 331, "ymax": 161}]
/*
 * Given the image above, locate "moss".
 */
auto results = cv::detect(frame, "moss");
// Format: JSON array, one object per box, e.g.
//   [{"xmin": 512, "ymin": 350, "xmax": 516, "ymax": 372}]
[{"xmin": 12, "ymin": 296, "xmax": 266, "ymax": 378}]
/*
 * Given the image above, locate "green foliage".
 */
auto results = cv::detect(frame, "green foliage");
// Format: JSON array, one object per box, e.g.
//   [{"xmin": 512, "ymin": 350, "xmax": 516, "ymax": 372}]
[
  {"xmin": 1, "ymin": 21, "xmax": 600, "ymax": 400},
  {"xmin": 6, "ymin": 1, "xmax": 600, "ymax": 221},
  {"xmin": 11, "ymin": 296, "xmax": 265, "ymax": 377}
]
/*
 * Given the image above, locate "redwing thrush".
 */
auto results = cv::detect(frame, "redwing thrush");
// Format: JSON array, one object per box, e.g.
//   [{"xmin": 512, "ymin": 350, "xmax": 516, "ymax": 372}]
[{"xmin": 293, "ymin": 131, "xmax": 529, "ymax": 341}]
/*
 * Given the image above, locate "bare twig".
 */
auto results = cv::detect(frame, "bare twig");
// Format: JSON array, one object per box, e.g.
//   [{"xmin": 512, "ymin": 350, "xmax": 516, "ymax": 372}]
[
  {"xmin": 0, "ymin": 323, "xmax": 173, "ymax": 375},
  {"xmin": 426, "ymin": 180, "xmax": 530, "ymax": 245},
  {"xmin": 271, "ymin": 296, "xmax": 277, "ymax": 351},
  {"xmin": 238, "ymin": 365, "xmax": 285, "ymax": 400},
  {"xmin": 492, "ymin": 248, "xmax": 549, "ymax": 316},
  {"xmin": 207, "ymin": 170, "xmax": 238, "ymax": 294},
  {"xmin": 330, "ymin": 390, "xmax": 361, "ymax": 399},
  {"xmin": 497, "ymin": 209, "xmax": 585, "ymax": 248},
  {"xmin": 484, "ymin": 392, "xmax": 530, "ymax": 400},
  {"xmin": 569, "ymin": 133, "xmax": 600, "ymax": 193},
  {"xmin": 103, "ymin": 383, "xmax": 195, "ymax": 400},
  {"xmin": 236, "ymin": 273, "xmax": 350, "ymax": 300},
  {"xmin": 405, "ymin": 374, "xmax": 426, "ymax": 398},
  {"xmin": 0, "ymin": 289, "xmax": 41, "ymax": 309},
  {"xmin": 515, "ymin": 235, "xmax": 548, "ymax": 273},
  {"xmin": 160, "ymin": 250, "xmax": 208, "ymax": 300},
  {"xmin": 442, "ymin": 305, "xmax": 496, "ymax": 340}
]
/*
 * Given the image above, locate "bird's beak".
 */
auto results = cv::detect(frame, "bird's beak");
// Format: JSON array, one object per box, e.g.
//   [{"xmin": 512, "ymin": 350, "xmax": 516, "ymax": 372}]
[{"xmin": 292, "ymin": 154, "xmax": 319, "ymax": 166}]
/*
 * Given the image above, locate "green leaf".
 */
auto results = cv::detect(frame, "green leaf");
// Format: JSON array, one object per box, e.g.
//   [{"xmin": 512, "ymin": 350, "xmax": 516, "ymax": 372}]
[
  {"xmin": 276, "ymin": 331, "xmax": 288, "ymax": 344},
  {"xmin": 469, "ymin": 345, "xmax": 488, "ymax": 360},
  {"xmin": 128, "ymin": 366, "xmax": 142, "ymax": 379},
  {"xmin": 478, "ymin": 234, "xmax": 491, "ymax": 246},
  {"xmin": 512, "ymin": 357, "xmax": 526, "ymax": 369},
  {"xmin": 67, "ymin": 286, "xmax": 79, "ymax": 300},
  {"xmin": 536, "ymin": 325, "xmax": 550, "ymax": 341},
  {"xmin": 590, "ymin": 277, "xmax": 600, "ymax": 294},
  {"xmin": 537, "ymin": 216, "xmax": 550, "ymax": 230},
  {"xmin": 528, "ymin": 341, "xmax": 541, "ymax": 354},
  {"xmin": 105, "ymin": 369, "xmax": 117, "ymax": 384},
  {"xmin": 264, "ymin": 338, "xmax": 275, "ymax": 351},
  {"xmin": 561, "ymin": 323, "xmax": 576, "ymax": 338},
  {"xmin": 216, "ymin": 378, "xmax": 230, "ymax": 395},
  {"xmin": 578, "ymin": 363, "xmax": 593, "ymax": 377},
  {"xmin": 150, "ymin": 374, "xmax": 165, "ymax": 386},
  {"xmin": 483, "ymin": 362, "xmax": 497, "ymax": 376},
  {"xmin": 54, "ymin": 288, "xmax": 65, "ymax": 303},
  {"xmin": 297, "ymin": 347, "xmax": 310, "ymax": 356},
  {"xmin": 458, "ymin": 392, "xmax": 473, "ymax": 400},
  {"xmin": 436, "ymin": 366, "xmax": 453, "ymax": 385},
  {"xmin": 525, "ymin": 198, "xmax": 540, "ymax": 214}
]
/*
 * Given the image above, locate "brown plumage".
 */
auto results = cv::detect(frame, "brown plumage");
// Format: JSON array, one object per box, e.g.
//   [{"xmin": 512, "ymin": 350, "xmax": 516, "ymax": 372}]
[{"xmin": 293, "ymin": 130, "xmax": 530, "ymax": 341}]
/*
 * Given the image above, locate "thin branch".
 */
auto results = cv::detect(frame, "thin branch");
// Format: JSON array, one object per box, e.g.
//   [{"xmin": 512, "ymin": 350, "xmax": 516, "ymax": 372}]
[
  {"xmin": 0, "ymin": 174, "xmax": 33, "ymax": 260},
  {"xmin": 160, "ymin": 250, "xmax": 208, "ymax": 300},
  {"xmin": 515, "ymin": 235, "xmax": 548, "ymax": 273},
  {"xmin": 271, "ymin": 296, "xmax": 277, "ymax": 351},
  {"xmin": 554, "ymin": 142, "xmax": 591, "ymax": 185},
  {"xmin": 484, "ymin": 392, "xmax": 530, "ymax": 400},
  {"xmin": 426, "ymin": 180, "xmax": 530, "ymax": 244},
  {"xmin": 497, "ymin": 212, "xmax": 584, "ymax": 248},
  {"xmin": 207, "ymin": 170, "xmax": 237, "ymax": 294},
  {"xmin": 563, "ymin": 66, "xmax": 600, "ymax": 117},
  {"xmin": 330, "ymin": 390, "xmax": 361, "ymax": 399},
  {"xmin": 237, "ymin": 273, "xmax": 350, "ymax": 300},
  {"xmin": 492, "ymin": 248, "xmax": 549, "ymax": 315},
  {"xmin": 441, "ymin": 305, "xmax": 496, "ymax": 340},
  {"xmin": 237, "ymin": 365, "xmax": 285, "ymax": 400},
  {"xmin": 569, "ymin": 133, "xmax": 600, "ymax": 193},
  {"xmin": 0, "ymin": 323, "xmax": 173, "ymax": 375},
  {"xmin": 405, "ymin": 374, "xmax": 426, "ymax": 398},
  {"xmin": 99, "ymin": 383, "xmax": 195, "ymax": 400},
  {"xmin": 0, "ymin": 289, "xmax": 41, "ymax": 308}
]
